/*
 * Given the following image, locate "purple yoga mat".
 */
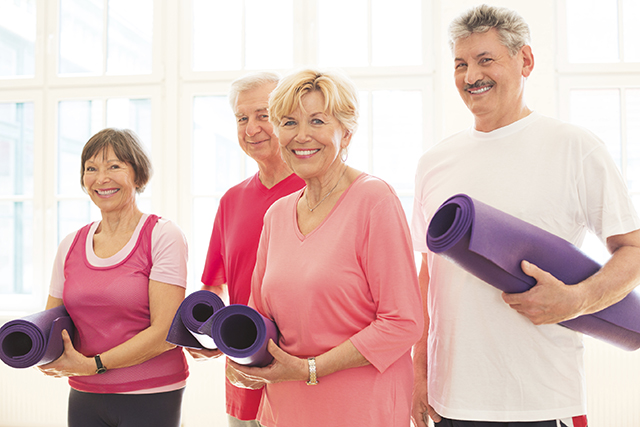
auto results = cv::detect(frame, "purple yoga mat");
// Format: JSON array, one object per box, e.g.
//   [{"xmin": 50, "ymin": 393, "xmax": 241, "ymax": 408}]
[
  {"xmin": 426, "ymin": 193, "xmax": 640, "ymax": 351},
  {"xmin": 0, "ymin": 305, "xmax": 75, "ymax": 368},
  {"xmin": 209, "ymin": 304, "xmax": 279, "ymax": 367},
  {"xmin": 166, "ymin": 290, "xmax": 225, "ymax": 349}
]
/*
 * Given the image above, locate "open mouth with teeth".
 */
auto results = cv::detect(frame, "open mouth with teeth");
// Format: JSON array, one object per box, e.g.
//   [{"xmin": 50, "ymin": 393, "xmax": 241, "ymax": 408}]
[
  {"xmin": 468, "ymin": 85, "xmax": 492, "ymax": 95},
  {"xmin": 96, "ymin": 188, "xmax": 119, "ymax": 196},
  {"xmin": 292, "ymin": 149, "xmax": 320, "ymax": 156}
]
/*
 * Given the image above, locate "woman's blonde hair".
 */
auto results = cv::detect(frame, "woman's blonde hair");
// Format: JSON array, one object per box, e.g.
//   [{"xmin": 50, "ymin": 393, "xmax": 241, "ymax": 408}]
[{"xmin": 268, "ymin": 68, "xmax": 359, "ymax": 135}]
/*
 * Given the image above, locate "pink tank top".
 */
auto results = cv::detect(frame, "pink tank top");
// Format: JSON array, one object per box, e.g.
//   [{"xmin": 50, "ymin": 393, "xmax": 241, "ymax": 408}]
[{"xmin": 63, "ymin": 215, "xmax": 188, "ymax": 393}]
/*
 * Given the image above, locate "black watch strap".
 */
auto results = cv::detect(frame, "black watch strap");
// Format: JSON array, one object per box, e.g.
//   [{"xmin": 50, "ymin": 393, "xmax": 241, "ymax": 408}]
[{"xmin": 94, "ymin": 354, "xmax": 107, "ymax": 374}]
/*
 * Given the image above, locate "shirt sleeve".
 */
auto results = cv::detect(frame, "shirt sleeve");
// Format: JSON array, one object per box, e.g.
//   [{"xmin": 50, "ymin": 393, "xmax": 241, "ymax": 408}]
[
  {"xmin": 48, "ymin": 231, "xmax": 78, "ymax": 299},
  {"xmin": 149, "ymin": 218, "xmax": 188, "ymax": 288},
  {"xmin": 349, "ymin": 192, "xmax": 424, "ymax": 373},
  {"xmin": 248, "ymin": 213, "xmax": 270, "ymax": 316},
  {"xmin": 201, "ymin": 205, "xmax": 226, "ymax": 287},
  {"xmin": 579, "ymin": 142, "xmax": 640, "ymax": 241}
]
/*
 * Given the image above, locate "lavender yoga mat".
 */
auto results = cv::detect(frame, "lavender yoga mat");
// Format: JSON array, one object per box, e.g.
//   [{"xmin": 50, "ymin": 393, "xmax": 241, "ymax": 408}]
[
  {"xmin": 426, "ymin": 193, "xmax": 640, "ymax": 351},
  {"xmin": 209, "ymin": 304, "xmax": 278, "ymax": 367},
  {"xmin": 166, "ymin": 290, "xmax": 225, "ymax": 349},
  {"xmin": 0, "ymin": 305, "xmax": 75, "ymax": 368}
]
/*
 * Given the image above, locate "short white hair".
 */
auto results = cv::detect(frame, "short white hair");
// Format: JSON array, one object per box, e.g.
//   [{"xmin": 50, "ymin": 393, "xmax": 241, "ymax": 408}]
[{"xmin": 228, "ymin": 71, "xmax": 281, "ymax": 110}]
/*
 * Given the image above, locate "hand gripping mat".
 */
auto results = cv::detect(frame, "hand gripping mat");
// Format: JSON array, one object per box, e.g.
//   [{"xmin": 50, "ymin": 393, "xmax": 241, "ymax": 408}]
[
  {"xmin": 426, "ymin": 193, "xmax": 640, "ymax": 351},
  {"xmin": 0, "ymin": 305, "xmax": 75, "ymax": 368}
]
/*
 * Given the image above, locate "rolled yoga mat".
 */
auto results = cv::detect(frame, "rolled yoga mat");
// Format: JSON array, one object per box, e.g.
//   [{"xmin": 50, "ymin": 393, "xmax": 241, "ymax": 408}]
[
  {"xmin": 426, "ymin": 193, "xmax": 640, "ymax": 351},
  {"xmin": 209, "ymin": 304, "xmax": 279, "ymax": 367},
  {"xmin": 0, "ymin": 305, "xmax": 75, "ymax": 368},
  {"xmin": 166, "ymin": 290, "xmax": 225, "ymax": 349}
]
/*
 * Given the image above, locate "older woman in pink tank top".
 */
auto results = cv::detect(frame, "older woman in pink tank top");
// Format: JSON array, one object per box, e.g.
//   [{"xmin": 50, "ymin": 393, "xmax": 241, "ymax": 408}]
[{"xmin": 38, "ymin": 128, "xmax": 189, "ymax": 427}]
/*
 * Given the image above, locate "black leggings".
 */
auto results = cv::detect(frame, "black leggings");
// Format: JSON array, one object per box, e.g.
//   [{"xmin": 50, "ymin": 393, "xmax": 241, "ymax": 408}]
[
  {"xmin": 68, "ymin": 388, "xmax": 185, "ymax": 427},
  {"xmin": 436, "ymin": 419, "xmax": 560, "ymax": 427}
]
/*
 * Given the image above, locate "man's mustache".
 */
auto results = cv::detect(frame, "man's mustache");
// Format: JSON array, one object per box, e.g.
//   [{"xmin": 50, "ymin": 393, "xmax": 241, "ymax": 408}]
[{"xmin": 463, "ymin": 79, "xmax": 496, "ymax": 91}]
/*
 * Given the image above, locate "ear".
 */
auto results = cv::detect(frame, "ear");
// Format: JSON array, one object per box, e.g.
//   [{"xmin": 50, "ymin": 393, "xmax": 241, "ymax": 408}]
[
  {"xmin": 521, "ymin": 45, "xmax": 534, "ymax": 78},
  {"xmin": 341, "ymin": 128, "xmax": 353, "ymax": 149}
]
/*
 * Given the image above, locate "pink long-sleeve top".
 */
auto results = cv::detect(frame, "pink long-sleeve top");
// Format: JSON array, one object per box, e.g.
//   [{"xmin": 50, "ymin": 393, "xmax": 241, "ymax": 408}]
[{"xmin": 250, "ymin": 173, "xmax": 423, "ymax": 427}]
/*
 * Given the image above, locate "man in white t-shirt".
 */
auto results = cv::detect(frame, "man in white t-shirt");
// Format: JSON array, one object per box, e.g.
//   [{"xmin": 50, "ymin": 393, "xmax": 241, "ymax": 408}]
[{"xmin": 410, "ymin": 5, "xmax": 640, "ymax": 427}]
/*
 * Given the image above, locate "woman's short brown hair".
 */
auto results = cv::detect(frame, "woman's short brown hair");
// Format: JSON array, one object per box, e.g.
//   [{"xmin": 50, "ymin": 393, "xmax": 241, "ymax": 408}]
[{"xmin": 80, "ymin": 128, "xmax": 153, "ymax": 194}]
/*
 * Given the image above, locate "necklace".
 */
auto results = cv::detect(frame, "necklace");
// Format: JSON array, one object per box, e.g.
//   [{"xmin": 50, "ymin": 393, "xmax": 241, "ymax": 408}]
[{"xmin": 305, "ymin": 164, "xmax": 348, "ymax": 212}]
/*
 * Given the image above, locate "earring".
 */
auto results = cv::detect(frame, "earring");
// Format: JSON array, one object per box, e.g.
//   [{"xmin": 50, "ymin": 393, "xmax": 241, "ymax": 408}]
[{"xmin": 340, "ymin": 148, "xmax": 348, "ymax": 163}]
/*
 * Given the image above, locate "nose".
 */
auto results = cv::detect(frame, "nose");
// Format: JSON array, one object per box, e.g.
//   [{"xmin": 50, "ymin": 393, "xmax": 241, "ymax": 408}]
[
  {"xmin": 293, "ymin": 121, "xmax": 312, "ymax": 143},
  {"xmin": 246, "ymin": 117, "xmax": 261, "ymax": 137},
  {"xmin": 464, "ymin": 62, "xmax": 484, "ymax": 86},
  {"xmin": 95, "ymin": 168, "xmax": 111, "ymax": 184}
]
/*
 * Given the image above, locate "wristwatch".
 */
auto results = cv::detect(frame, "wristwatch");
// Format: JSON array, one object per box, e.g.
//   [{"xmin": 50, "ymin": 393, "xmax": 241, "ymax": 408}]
[
  {"xmin": 94, "ymin": 354, "xmax": 107, "ymax": 374},
  {"xmin": 306, "ymin": 357, "xmax": 318, "ymax": 385}
]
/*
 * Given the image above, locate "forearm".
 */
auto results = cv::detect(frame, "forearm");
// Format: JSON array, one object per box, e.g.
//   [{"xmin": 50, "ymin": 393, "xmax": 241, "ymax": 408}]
[
  {"xmin": 315, "ymin": 340, "xmax": 370, "ymax": 379},
  {"xmin": 97, "ymin": 325, "xmax": 175, "ymax": 371},
  {"xmin": 576, "ymin": 243, "xmax": 640, "ymax": 316}
]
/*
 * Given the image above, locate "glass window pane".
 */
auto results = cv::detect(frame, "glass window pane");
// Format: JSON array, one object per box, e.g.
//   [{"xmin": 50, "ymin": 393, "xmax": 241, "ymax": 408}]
[
  {"xmin": 57, "ymin": 200, "xmax": 100, "ymax": 243},
  {"xmin": 0, "ymin": 102, "xmax": 34, "ymax": 196},
  {"xmin": 107, "ymin": 0, "xmax": 153, "ymax": 74},
  {"xmin": 59, "ymin": 0, "xmax": 103, "ymax": 74},
  {"xmin": 0, "ymin": 0, "xmax": 36, "ymax": 77},
  {"xmin": 566, "ymin": 0, "xmax": 619, "ymax": 63},
  {"xmin": 569, "ymin": 89, "xmax": 621, "ymax": 167},
  {"xmin": 192, "ymin": 0, "xmax": 242, "ymax": 71},
  {"xmin": 192, "ymin": 196, "xmax": 217, "ymax": 290},
  {"xmin": 58, "ymin": 100, "xmax": 101, "ymax": 196},
  {"xmin": 349, "ymin": 91, "xmax": 370, "ymax": 173},
  {"xmin": 192, "ymin": 96, "xmax": 242, "ymax": 194},
  {"xmin": 0, "ymin": 201, "xmax": 33, "ymax": 294},
  {"xmin": 371, "ymin": 90, "xmax": 422, "ymax": 192},
  {"xmin": 245, "ymin": 0, "xmax": 293, "ymax": 70},
  {"xmin": 622, "ymin": 0, "xmax": 640, "ymax": 62},
  {"xmin": 626, "ymin": 89, "xmax": 640, "ymax": 192},
  {"xmin": 372, "ymin": 0, "xmax": 422, "ymax": 66},
  {"xmin": 318, "ymin": 0, "xmax": 368, "ymax": 67},
  {"xmin": 106, "ymin": 98, "xmax": 152, "ymax": 151}
]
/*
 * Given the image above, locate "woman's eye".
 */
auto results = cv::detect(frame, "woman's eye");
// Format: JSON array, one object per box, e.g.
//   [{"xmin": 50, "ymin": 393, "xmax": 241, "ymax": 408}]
[
  {"xmin": 283, "ymin": 120, "xmax": 296, "ymax": 126},
  {"xmin": 311, "ymin": 118, "xmax": 324, "ymax": 125}
]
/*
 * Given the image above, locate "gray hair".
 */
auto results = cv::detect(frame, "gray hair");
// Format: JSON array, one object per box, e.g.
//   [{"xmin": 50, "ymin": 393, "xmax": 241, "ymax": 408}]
[
  {"xmin": 448, "ymin": 4, "xmax": 531, "ymax": 56},
  {"xmin": 228, "ymin": 71, "xmax": 281, "ymax": 110}
]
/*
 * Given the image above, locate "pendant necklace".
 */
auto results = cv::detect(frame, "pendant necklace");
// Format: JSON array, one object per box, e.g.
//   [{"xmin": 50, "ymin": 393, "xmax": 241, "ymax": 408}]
[{"xmin": 306, "ymin": 164, "xmax": 348, "ymax": 212}]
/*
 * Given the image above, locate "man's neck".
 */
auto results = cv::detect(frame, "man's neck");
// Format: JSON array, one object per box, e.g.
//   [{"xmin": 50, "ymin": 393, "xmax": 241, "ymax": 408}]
[
  {"xmin": 474, "ymin": 106, "xmax": 533, "ymax": 133},
  {"xmin": 257, "ymin": 159, "xmax": 294, "ymax": 189}
]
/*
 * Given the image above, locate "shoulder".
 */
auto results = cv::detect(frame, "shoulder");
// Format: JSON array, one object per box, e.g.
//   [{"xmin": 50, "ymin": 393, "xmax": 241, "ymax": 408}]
[
  {"xmin": 530, "ymin": 114, "xmax": 603, "ymax": 146},
  {"xmin": 152, "ymin": 217, "xmax": 187, "ymax": 245},
  {"xmin": 219, "ymin": 174, "xmax": 258, "ymax": 203},
  {"xmin": 417, "ymin": 128, "xmax": 470, "ymax": 168},
  {"xmin": 265, "ymin": 189, "xmax": 301, "ymax": 217},
  {"xmin": 346, "ymin": 174, "xmax": 402, "ymax": 212}
]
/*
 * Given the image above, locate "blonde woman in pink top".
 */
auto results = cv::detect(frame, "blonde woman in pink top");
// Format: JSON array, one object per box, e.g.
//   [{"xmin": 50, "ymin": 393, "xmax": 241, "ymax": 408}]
[{"xmin": 226, "ymin": 69, "xmax": 424, "ymax": 427}]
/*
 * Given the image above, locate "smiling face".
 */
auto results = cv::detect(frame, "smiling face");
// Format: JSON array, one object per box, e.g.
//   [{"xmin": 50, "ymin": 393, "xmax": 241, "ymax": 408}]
[
  {"xmin": 453, "ymin": 28, "xmax": 534, "ymax": 132},
  {"xmin": 83, "ymin": 146, "xmax": 138, "ymax": 215},
  {"xmin": 234, "ymin": 82, "xmax": 281, "ymax": 165},
  {"xmin": 276, "ymin": 90, "xmax": 351, "ymax": 183}
]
